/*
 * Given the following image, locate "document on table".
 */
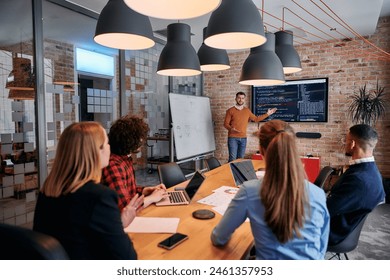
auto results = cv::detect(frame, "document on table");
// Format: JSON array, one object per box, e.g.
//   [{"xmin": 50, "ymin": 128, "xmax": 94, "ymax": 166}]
[
  {"xmin": 197, "ymin": 186, "xmax": 249, "ymax": 222},
  {"xmin": 256, "ymin": 170, "xmax": 265, "ymax": 179},
  {"xmin": 197, "ymin": 186, "xmax": 238, "ymax": 206},
  {"xmin": 124, "ymin": 217, "xmax": 180, "ymax": 233}
]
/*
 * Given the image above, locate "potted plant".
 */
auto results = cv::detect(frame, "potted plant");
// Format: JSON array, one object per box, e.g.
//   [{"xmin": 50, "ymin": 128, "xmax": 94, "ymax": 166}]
[{"xmin": 348, "ymin": 82, "xmax": 387, "ymax": 126}]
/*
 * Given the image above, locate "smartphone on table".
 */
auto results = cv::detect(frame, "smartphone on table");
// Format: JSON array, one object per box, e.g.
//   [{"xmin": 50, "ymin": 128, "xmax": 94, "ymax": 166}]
[{"xmin": 158, "ymin": 233, "xmax": 188, "ymax": 250}]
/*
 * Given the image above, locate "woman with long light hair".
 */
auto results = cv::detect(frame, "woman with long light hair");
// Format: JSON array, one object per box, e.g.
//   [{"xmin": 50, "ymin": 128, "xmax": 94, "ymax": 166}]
[
  {"xmin": 211, "ymin": 120, "xmax": 329, "ymax": 259},
  {"xmin": 33, "ymin": 122, "xmax": 140, "ymax": 259}
]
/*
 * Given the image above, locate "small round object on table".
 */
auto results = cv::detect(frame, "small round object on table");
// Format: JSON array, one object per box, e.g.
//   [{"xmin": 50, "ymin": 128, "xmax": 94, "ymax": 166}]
[{"xmin": 192, "ymin": 209, "xmax": 215, "ymax": 220}]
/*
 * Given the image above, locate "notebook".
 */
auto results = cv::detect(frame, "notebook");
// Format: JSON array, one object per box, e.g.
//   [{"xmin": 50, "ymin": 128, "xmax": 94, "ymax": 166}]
[
  {"xmin": 155, "ymin": 171, "xmax": 205, "ymax": 206},
  {"xmin": 230, "ymin": 160, "xmax": 257, "ymax": 186}
]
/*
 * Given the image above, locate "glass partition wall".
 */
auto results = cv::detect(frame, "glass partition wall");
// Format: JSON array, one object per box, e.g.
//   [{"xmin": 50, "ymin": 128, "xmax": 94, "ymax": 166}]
[
  {"xmin": 0, "ymin": 0, "xmax": 119, "ymax": 227},
  {"xmin": 0, "ymin": 0, "xmax": 36, "ymax": 227},
  {"xmin": 123, "ymin": 49, "xmax": 203, "ymax": 173},
  {"xmin": 0, "ymin": 0, "xmax": 203, "ymax": 227}
]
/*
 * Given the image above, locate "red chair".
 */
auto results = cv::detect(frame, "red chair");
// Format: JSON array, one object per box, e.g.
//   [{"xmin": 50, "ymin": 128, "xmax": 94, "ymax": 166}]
[{"xmin": 251, "ymin": 153, "xmax": 263, "ymax": 160}]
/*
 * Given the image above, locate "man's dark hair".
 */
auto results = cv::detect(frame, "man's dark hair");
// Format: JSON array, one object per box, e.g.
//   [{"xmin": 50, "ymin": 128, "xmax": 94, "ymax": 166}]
[
  {"xmin": 349, "ymin": 124, "xmax": 378, "ymax": 149},
  {"xmin": 236, "ymin": 91, "xmax": 246, "ymax": 98},
  {"xmin": 108, "ymin": 115, "xmax": 149, "ymax": 155}
]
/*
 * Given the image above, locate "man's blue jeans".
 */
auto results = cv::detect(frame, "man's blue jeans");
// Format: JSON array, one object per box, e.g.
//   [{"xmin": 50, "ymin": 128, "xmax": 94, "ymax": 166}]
[{"xmin": 228, "ymin": 137, "xmax": 247, "ymax": 162}]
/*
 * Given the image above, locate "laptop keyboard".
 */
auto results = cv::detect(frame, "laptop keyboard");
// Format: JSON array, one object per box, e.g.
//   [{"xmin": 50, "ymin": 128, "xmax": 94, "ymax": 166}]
[{"xmin": 169, "ymin": 192, "xmax": 186, "ymax": 203}]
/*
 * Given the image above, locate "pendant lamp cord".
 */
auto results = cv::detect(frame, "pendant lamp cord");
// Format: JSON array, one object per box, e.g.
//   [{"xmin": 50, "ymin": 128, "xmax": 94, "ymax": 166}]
[
  {"xmin": 262, "ymin": 0, "xmax": 267, "ymax": 32},
  {"xmin": 261, "ymin": 0, "xmax": 265, "ymax": 21}
]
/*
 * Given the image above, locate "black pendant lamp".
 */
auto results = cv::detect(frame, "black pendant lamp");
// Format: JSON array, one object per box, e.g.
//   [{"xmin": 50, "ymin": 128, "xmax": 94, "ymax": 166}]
[
  {"xmin": 197, "ymin": 27, "xmax": 230, "ymax": 71},
  {"xmin": 275, "ymin": 31, "xmax": 302, "ymax": 74},
  {"xmin": 205, "ymin": 0, "xmax": 266, "ymax": 50},
  {"xmin": 157, "ymin": 23, "xmax": 201, "ymax": 77},
  {"xmin": 124, "ymin": 0, "xmax": 221, "ymax": 20},
  {"xmin": 239, "ymin": 32, "xmax": 285, "ymax": 86},
  {"xmin": 94, "ymin": 0, "xmax": 155, "ymax": 50}
]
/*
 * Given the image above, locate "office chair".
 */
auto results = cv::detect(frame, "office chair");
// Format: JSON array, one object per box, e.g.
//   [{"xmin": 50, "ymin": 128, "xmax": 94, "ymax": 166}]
[
  {"xmin": 313, "ymin": 166, "xmax": 334, "ymax": 189},
  {"xmin": 327, "ymin": 214, "xmax": 369, "ymax": 260},
  {"xmin": 205, "ymin": 156, "xmax": 221, "ymax": 171},
  {"xmin": 0, "ymin": 223, "xmax": 69, "ymax": 260},
  {"xmin": 157, "ymin": 162, "xmax": 186, "ymax": 188}
]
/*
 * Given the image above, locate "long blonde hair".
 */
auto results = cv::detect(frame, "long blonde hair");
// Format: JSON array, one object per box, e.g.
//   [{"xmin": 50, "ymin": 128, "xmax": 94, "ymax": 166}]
[
  {"xmin": 42, "ymin": 122, "xmax": 106, "ymax": 197},
  {"xmin": 259, "ymin": 120, "xmax": 307, "ymax": 243}
]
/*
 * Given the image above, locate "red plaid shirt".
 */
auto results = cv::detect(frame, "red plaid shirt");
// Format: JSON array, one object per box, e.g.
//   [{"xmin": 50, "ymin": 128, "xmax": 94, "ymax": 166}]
[{"xmin": 101, "ymin": 154, "xmax": 142, "ymax": 211}]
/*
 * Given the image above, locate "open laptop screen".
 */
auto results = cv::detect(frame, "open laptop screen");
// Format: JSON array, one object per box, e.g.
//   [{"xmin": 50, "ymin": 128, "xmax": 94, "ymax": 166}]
[
  {"xmin": 230, "ymin": 160, "xmax": 257, "ymax": 186},
  {"xmin": 185, "ymin": 171, "xmax": 205, "ymax": 200}
]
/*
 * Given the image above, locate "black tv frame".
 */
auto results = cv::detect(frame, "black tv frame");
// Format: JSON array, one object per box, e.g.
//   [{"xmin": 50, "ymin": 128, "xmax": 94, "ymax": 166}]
[{"xmin": 251, "ymin": 77, "xmax": 329, "ymax": 123}]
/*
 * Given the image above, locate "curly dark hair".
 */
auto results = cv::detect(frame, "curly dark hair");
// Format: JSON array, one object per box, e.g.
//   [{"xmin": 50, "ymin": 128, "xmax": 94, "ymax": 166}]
[{"xmin": 108, "ymin": 115, "xmax": 149, "ymax": 156}]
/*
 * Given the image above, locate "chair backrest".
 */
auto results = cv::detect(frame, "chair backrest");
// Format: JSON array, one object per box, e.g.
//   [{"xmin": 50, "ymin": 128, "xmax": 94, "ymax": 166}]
[
  {"xmin": 157, "ymin": 162, "xmax": 186, "ymax": 188},
  {"xmin": 205, "ymin": 157, "xmax": 221, "ymax": 171},
  {"xmin": 313, "ymin": 166, "xmax": 334, "ymax": 188},
  {"xmin": 0, "ymin": 223, "xmax": 69, "ymax": 260},
  {"xmin": 327, "ymin": 214, "xmax": 368, "ymax": 254}
]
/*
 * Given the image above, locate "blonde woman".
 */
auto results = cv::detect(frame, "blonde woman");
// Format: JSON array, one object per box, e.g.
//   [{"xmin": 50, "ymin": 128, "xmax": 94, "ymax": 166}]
[
  {"xmin": 33, "ymin": 122, "xmax": 140, "ymax": 259},
  {"xmin": 211, "ymin": 120, "xmax": 330, "ymax": 259}
]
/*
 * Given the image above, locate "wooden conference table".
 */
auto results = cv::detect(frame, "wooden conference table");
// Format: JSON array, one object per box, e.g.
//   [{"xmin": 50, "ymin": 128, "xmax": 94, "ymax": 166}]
[{"xmin": 129, "ymin": 159, "xmax": 265, "ymax": 260}]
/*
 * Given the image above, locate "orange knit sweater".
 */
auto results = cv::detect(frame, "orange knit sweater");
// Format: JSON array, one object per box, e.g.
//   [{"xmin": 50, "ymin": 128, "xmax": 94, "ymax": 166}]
[{"xmin": 223, "ymin": 107, "xmax": 269, "ymax": 138}]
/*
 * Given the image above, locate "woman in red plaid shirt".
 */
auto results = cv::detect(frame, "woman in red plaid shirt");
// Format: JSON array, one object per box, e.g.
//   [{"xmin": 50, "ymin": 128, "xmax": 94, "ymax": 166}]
[{"xmin": 102, "ymin": 115, "xmax": 167, "ymax": 212}]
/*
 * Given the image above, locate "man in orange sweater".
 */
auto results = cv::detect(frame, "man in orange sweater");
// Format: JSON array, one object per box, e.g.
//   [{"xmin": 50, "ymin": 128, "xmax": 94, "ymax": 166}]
[{"xmin": 224, "ymin": 92, "xmax": 277, "ymax": 162}]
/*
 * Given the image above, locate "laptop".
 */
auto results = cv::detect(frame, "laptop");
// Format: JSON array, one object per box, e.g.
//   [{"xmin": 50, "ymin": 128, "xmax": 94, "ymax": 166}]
[
  {"xmin": 155, "ymin": 171, "xmax": 205, "ymax": 206},
  {"xmin": 230, "ymin": 160, "xmax": 257, "ymax": 186}
]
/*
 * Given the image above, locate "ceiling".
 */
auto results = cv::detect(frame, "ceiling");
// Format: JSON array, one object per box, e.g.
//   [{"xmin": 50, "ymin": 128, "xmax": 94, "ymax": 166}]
[
  {"xmin": 72, "ymin": 0, "xmax": 390, "ymax": 52},
  {"xmin": 1, "ymin": 0, "xmax": 390, "ymax": 56}
]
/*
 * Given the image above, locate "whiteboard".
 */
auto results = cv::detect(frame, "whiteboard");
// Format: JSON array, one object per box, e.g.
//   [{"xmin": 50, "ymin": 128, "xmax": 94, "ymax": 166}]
[{"xmin": 169, "ymin": 93, "xmax": 216, "ymax": 160}]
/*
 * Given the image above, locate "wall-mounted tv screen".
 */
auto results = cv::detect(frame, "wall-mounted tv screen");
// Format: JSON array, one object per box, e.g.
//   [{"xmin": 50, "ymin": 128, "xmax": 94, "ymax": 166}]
[{"xmin": 251, "ymin": 78, "xmax": 329, "ymax": 122}]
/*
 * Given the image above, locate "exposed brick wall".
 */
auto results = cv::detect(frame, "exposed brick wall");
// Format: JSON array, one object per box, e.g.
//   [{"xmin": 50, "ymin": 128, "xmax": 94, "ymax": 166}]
[
  {"xmin": 204, "ymin": 17, "xmax": 390, "ymax": 177},
  {"xmin": 44, "ymin": 40, "xmax": 77, "ymax": 126}
]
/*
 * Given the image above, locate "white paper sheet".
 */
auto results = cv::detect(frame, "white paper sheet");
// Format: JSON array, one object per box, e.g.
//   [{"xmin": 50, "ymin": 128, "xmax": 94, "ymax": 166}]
[
  {"xmin": 256, "ymin": 170, "xmax": 265, "ymax": 179},
  {"xmin": 197, "ymin": 186, "xmax": 249, "ymax": 222},
  {"xmin": 124, "ymin": 217, "xmax": 180, "ymax": 233},
  {"xmin": 197, "ymin": 186, "xmax": 238, "ymax": 206},
  {"xmin": 212, "ymin": 186, "xmax": 239, "ymax": 194}
]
